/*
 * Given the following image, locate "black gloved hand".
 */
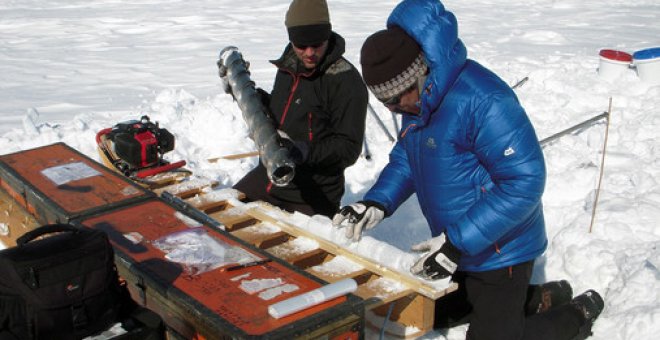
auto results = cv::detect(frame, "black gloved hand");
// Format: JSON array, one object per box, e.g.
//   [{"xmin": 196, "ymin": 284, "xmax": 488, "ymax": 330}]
[
  {"xmin": 277, "ymin": 130, "xmax": 309, "ymax": 164},
  {"xmin": 410, "ymin": 233, "xmax": 462, "ymax": 280},
  {"xmin": 256, "ymin": 87, "xmax": 271, "ymax": 107}
]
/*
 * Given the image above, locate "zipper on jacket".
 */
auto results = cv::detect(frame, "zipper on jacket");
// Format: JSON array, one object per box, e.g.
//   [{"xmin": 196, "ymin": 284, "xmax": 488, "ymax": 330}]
[
  {"xmin": 27, "ymin": 267, "xmax": 38, "ymax": 288},
  {"xmin": 307, "ymin": 112, "xmax": 313, "ymax": 141},
  {"xmin": 267, "ymin": 67, "xmax": 314, "ymax": 194},
  {"xmin": 400, "ymin": 123, "xmax": 417, "ymax": 138},
  {"xmin": 279, "ymin": 75, "xmax": 301, "ymax": 127}
]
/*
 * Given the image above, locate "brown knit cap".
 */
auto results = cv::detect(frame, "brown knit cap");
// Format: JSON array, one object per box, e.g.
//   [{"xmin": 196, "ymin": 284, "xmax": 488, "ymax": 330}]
[
  {"xmin": 360, "ymin": 26, "xmax": 427, "ymax": 102},
  {"xmin": 285, "ymin": 0, "xmax": 332, "ymax": 46}
]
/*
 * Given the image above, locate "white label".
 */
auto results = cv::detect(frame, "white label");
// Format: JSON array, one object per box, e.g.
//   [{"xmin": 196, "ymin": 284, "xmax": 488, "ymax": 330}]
[
  {"xmin": 123, "ymin": 232, "xmax": 144, "ymax": 244},
  {"xmin": 41, "ymin": 162, "xmax": 101, "ymax": 186}
]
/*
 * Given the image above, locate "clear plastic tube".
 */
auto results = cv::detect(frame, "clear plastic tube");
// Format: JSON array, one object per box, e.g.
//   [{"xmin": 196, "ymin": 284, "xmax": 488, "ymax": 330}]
[{"xmin": 267, "ymin": 278, "xmax": 357, "ymax": 319}]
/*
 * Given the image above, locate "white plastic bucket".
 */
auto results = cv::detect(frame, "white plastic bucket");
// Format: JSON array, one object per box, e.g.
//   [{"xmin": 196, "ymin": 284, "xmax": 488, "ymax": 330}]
[
  {"xmin": 633, "ymin": 47, "xmax": 660, "ymax": 84},
  {"xmin": 598, "ymin": 49, "xmax": 632, "ymax": 80}
]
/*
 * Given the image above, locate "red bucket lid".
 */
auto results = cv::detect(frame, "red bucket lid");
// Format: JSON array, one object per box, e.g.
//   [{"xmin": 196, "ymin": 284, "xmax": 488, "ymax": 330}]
[{"xmin": 599, "ymin": 49, "xmax": 632, "ymax": 62}]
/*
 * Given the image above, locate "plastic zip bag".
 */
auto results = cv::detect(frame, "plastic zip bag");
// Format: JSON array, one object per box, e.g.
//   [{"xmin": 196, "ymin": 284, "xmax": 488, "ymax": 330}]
[{"xmin": 152, "ymin": 227, "xmax": 259, "ymax": 275}]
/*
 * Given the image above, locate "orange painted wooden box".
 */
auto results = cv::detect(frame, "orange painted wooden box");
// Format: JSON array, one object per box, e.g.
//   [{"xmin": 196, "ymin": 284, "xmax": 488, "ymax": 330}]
[
  {"xmin": 74, "ymin": 198, "xmax": 364, "ymax": 339},
  {"xmin": 0, "ymin": 142, "xmax": 153, "ymax": 224}
]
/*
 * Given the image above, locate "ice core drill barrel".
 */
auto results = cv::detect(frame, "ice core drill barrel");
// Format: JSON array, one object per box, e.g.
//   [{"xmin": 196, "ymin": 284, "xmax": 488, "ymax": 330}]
[{"xmin": 217, "ymin": 46, "xmax": 295, "ymax": 187}]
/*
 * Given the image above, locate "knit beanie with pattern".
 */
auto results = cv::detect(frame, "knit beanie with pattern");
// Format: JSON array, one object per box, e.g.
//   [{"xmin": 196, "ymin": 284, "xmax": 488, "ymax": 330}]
[
  {"xmin": 360, "ymin": 26, "xmax": 428, "ymax": 102},
  {"xmin": 285, "ymin": 0, "xmax": 332, "ymax": 46}
]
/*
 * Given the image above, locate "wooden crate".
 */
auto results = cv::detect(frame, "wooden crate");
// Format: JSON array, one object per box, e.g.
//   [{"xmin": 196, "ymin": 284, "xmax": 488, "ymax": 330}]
[{"xmin": 159, "ymin": 183, "xmax": 457, "ymax": 338}]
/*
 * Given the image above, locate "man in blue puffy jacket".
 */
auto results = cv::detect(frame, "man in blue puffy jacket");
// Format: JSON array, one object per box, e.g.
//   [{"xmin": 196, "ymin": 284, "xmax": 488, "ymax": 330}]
[{"xmin": 332, "ymin": 1, "xmax": 603, "ymax": 339}]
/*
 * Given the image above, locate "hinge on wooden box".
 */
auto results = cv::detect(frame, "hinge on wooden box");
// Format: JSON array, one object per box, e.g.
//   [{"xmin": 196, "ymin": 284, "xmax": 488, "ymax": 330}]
[{"xmin": 136, "ymin": 276, "xmax": 147, "ymax": 305}]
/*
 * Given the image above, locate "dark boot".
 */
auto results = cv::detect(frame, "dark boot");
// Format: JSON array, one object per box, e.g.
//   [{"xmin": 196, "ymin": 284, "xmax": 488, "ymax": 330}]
[
  {"xmin": 525, "ymin": 280, "xmax": 573, "ymax": 315},
  {"xmin": 570, "ymin": 290, "xmax": 605, "ymax": 340}
]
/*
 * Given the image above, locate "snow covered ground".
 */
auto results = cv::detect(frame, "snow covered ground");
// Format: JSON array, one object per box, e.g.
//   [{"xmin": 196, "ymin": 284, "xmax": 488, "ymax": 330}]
[{"xmin": 1, "ymin": 1, "xmax": 659, "ymax": 339}]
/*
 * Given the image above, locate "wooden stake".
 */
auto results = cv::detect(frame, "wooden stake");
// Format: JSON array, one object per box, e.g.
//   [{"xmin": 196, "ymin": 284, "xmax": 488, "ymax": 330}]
[
  {"xmin": 207, "ymin": 151, "xmax": 259, "ymax": 163},
  {"xmin": 589, "ymin": 98, "xmax": 612, "ymax": 233}
]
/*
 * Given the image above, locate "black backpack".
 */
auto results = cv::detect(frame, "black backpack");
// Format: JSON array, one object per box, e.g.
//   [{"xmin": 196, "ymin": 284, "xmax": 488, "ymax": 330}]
[{"xmin": 0, "ymin": 224, "xmax": 126, "ymax": 339}]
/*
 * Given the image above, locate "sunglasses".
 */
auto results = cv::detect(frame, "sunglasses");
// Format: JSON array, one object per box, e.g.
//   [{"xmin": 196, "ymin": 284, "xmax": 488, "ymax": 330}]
[
  {"xmin": 382, "ymin": 93, "xmax": 403, "ymax": 106},
  {"xmin": 292, "ymin": 41, "xmax": 325, "ymax": 50}
]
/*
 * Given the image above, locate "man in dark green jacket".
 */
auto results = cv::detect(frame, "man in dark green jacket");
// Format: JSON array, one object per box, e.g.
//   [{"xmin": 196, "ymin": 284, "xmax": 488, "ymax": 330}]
[{"xmin": 233, "ymin": 0, "xmax": 368, "ymax": 218}]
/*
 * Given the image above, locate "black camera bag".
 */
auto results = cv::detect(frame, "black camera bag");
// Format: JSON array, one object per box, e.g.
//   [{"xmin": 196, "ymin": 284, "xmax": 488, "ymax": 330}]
[{"xmin": 0, "ymin": 224, "xmax": 125, "ymax": 339}]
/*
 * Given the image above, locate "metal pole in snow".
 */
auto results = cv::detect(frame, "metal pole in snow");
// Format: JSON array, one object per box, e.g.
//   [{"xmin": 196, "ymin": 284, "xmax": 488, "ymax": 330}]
[
  {"xmin": 362, "ymin": 137, "xmax": 372, "ymax": 161},
  {"xmin": 367, "ymin": 103, "xmax": 396, "ymax": 143},
  {"xmin": 540, "ymin": 112, "xmax": 609, "ymax": 148},
  {"xmin": 509, "ymin": 74, "xmax": 608, "ymax": 148},
  {"xmin": 391, "ymin": 110, "xmax": 400, "ymax": 139},
  {"xmin": 512, "ymin": 76, "xmax": 529, "ymax": 89}
]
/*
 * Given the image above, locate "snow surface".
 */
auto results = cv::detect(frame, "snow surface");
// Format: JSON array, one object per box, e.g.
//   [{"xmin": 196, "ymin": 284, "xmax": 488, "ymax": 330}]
[{"xmin": 1, "ymin": 1, "xmax": 659, "ymax": 339}]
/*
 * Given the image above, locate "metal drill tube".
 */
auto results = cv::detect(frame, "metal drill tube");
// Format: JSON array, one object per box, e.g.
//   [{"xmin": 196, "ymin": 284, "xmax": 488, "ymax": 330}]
[{"xmin": 218, "ymin": 46, "xmax": 295, "ymax": 187}]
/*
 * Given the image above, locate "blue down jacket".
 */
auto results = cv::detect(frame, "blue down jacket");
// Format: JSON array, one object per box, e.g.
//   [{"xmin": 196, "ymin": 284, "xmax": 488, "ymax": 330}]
[{"xmin": 364, "ymin": 0, "xmax": 547, "ymax": 272}]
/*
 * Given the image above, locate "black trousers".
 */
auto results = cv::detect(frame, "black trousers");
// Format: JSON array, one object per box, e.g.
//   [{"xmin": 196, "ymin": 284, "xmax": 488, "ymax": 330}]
[
  {"xmin": 435, "ymin": 261, "xmax": 584, "ymax": 340},
  {"xmin": 232, "ymin": 166, "xmax": 338, "ymax": 218}
]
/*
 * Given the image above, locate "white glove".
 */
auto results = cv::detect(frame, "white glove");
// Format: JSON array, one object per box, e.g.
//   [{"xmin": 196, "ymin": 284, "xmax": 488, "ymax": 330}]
[
  {"xmin": 331, "ymin": 201, "xmax": 385, "ymax": 241},
  {"xmin": 410, "ymin": 233, "xmax": 461, "ymax": 280}
]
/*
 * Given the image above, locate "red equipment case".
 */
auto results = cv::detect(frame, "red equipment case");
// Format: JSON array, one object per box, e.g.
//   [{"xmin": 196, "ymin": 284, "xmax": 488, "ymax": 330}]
[
  {"xmin": 74, "ymin": 198, "xmax": 364, "ymax": 339},
  {"xmin": 0, "ymin": 142, "xmax": 154, "ymax": 224}
]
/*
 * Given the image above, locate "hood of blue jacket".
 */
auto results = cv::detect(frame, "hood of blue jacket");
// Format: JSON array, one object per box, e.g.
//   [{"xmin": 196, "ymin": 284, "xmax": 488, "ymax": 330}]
[{"xmin": 387, "ymin": 0, "xmax": 467, "ymax": 126}]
